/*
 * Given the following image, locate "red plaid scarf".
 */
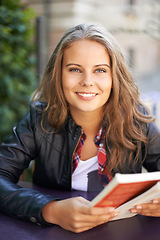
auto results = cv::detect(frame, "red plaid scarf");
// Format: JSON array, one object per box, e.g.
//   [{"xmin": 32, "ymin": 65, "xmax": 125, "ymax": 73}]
[{"xmin": 72, "ymin": 127, "xmax": 112, "ymax": 186}]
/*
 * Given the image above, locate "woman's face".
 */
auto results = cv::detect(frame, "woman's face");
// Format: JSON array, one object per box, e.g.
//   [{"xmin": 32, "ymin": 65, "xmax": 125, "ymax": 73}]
[{"xmin": 62, "ymin": 39, "xmax": 112, "ymax": 116}]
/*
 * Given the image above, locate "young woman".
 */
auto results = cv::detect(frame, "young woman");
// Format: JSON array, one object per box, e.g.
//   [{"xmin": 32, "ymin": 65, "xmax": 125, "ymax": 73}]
[{"xmin": 0, "ymin": 23, "xmax": 160, "ymax": 233}]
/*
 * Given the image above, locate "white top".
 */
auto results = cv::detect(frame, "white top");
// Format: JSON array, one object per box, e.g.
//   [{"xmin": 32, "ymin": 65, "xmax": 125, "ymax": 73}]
[{"xmin": 72, "ymin": 156, "xmax": 103, "ymax": 192}]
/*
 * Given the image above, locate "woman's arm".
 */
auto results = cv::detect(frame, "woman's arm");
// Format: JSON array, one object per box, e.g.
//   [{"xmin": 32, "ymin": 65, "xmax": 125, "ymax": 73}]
[
  {"xmin": 131, "ymin": 115, "xmax": 160, "ymax": 218},
  {"xmin": 0, "ymin": 104, "xmax": 56, "ymax": 226},
  {"xmin": 142, "ymin": 112, "xmax": 160, "ymax": 172},
  {"xmin": 0, "ymin": 176, "xmax": 56, "ymax": 226}
]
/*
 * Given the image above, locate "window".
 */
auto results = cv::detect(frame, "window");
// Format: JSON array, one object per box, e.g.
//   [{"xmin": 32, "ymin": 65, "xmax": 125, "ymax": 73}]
[{"xmin": 128, "ymin": 48, "xmax": 135, "ymax": 69}]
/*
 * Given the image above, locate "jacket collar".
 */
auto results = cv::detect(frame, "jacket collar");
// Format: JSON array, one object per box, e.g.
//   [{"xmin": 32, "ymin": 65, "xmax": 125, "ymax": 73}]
[{"xmin": 67, "ymin": 112, "xmax": 81, "ymax": 133}]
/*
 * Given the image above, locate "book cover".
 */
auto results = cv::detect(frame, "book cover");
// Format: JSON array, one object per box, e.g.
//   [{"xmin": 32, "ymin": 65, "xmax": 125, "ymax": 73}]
[
  {"xmin": 113, "ymin": 181, "xmax": 160, "ymax": 220},
  {"xmin": 90, "ymin": 172, "xmax": 160, "ymax": 212}
]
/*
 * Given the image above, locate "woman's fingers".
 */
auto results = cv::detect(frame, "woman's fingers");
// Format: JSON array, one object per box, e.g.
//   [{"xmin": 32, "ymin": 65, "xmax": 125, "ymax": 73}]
[
  {"xmin": 42, "ymin": 196, "xmax": 118, "ymax": 233},
  {"xmin": 130, "ymin": 198, "xmax": 160, "ymax": 217},
  {"xmin": 77, "ymin": 196, "xmax": 117, "ymax": 215}
]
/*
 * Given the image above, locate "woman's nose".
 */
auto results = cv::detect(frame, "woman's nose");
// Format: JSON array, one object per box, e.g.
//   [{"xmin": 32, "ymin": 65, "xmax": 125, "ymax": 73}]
[{"xmin": 80, "ymin": 73, "xmax": 95, "ymax": 86}]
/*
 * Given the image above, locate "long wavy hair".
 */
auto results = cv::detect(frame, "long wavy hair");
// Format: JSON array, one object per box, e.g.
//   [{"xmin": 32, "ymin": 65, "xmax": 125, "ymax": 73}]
[{"xmin": 33, "ymin": 23, "xmax": 154, "ymax": 172}]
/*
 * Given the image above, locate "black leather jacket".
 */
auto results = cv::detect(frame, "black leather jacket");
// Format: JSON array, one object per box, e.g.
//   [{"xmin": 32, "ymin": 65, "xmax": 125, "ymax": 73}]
[{"xmin": 0, "ymin": 101, "xmax": 160, "ymax": 226}]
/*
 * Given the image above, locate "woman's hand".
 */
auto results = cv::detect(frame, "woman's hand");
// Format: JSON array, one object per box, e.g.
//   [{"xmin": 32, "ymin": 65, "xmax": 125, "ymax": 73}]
[
  {"xmin": 130, "ymin": 198, "xmax": 160, "ymax": 217},
  {"xmin": 42, "ymin": 197, "xmax": 118, "ymax": 233}
]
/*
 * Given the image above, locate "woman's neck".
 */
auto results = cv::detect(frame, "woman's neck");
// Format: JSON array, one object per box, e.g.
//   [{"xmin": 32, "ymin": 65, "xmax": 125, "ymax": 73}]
[{"xmin": 70, "ymin": 109, "xmax": 103, "ymax": 137}]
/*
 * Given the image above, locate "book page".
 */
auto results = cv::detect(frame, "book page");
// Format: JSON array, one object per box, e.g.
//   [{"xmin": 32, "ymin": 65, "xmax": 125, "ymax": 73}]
[{"xmin": 111, "ymin": 182, "xmax": 160, "ymax": 221}]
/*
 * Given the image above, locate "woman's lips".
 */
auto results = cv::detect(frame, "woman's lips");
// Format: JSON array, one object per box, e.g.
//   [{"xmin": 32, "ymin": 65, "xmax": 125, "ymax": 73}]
[{"xmin": 76, "ymin": 92, "xmax": 98, "ymax": 100}]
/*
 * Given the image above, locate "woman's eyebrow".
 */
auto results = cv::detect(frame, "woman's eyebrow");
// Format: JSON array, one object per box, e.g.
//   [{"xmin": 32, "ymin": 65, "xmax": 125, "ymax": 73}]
[
  {"xmin": 65, "ymin": 63, "xmax": 110, "ymax": 68},
  {"xmin": 66, "ymin": 63, "xmax": 81, "ymax": 67},
  {"xmin": 95, "ymin": 64, "xmax": 110, "ymax": 68}
]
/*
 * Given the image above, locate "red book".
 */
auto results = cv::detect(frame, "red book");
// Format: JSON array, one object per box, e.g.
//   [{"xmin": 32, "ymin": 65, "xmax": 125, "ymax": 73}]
[{"xmin": 90, "ymin": 172, "xmax": 160, "ymax": 220}]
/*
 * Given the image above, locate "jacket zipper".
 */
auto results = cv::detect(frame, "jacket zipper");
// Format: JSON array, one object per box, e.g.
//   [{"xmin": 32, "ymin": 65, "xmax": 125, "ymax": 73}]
[{"xmin": 70, "ymin": 129, "xmax": 82, "ymax": 190}]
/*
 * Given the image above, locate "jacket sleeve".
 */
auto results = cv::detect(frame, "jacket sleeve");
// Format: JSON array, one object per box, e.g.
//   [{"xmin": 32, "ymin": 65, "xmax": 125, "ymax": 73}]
[
  {"xmin": 0, "ymin": 102, "xmax": 56, "ymax": 226},
  {"xmin": 143, "ymin": 119, "xmax": 160, "ymax": 172},
  {"xmin": 140, "ymin": 104, "xmax": 160, "ymax": 172}
]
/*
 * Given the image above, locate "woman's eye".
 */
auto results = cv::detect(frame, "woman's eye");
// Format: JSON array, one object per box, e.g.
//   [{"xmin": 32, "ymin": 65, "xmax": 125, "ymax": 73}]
[
  {"xmin": 69, "ymin": 68, "xmax": 81, "ymax": 73},
  {"xmin": 95, "ymin": 69, "xmax": 106, "ymax": 73}
]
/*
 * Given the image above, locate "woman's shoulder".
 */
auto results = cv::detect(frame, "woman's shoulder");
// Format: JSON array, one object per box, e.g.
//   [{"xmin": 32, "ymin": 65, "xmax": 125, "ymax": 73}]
[
  {"xmin": 27, "ymin": 101, "xmax": 47, "ymax": 132},
  {"xmin": 29, "ymin": 101, "xmax": 48, "ymax": 121},
  {"xmin": 29, "ymin": 101, "xmax": 58, "ymax": 133},
  {"xmin": 137, "ymin": 102, "xmax": 149, "ymax": 115},
  {"xmin": 30, "ymin": 101, "xmax": 47, "ymax": 112}
]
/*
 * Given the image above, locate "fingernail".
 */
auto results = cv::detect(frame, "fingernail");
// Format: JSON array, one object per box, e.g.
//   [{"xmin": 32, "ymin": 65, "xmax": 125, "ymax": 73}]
[
  {"xmin": 114, "ymin": 212, "xmax": 119, "ymax": 216},
  {"xmin": 130, "ymin": 209, "xmax": 137, "ymax": 213},
  {"xmin": 109, "ymin": 207, "xmax": 115, "ymax": 213},
  {"xmin": 136, "ymin": 205, "xmax": 142, "ymax": 210},
  {"xmin": 153, "ymin": 199, "xmax": 159, "ymax": 204}
]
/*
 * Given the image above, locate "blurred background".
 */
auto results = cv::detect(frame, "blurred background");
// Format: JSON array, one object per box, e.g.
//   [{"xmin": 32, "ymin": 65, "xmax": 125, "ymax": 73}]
[{"xmin": 1, "ymin": 0, "xmax": 160, "ymax": 143}]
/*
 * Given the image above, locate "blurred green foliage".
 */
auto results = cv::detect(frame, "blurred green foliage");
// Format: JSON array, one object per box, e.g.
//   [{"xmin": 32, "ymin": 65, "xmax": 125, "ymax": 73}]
[{"xmin": 0, "ymin": 0, "xmax": 37, "ymax": 142}]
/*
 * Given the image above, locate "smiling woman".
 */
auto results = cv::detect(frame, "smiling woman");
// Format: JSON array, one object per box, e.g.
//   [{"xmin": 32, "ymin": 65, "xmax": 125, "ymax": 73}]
[{"xmin": 0, "ymin": 23, "xmax": 160, "ymax": 233}]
